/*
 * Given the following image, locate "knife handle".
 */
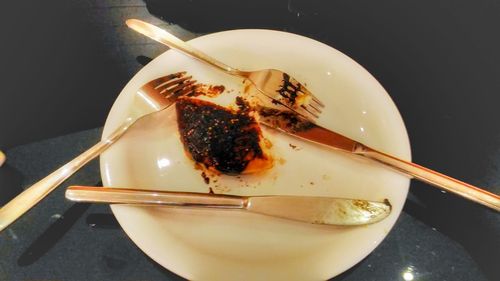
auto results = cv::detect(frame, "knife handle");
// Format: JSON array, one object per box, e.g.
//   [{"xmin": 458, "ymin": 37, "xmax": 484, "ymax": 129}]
[
  {"xmin": 66, "ymin": 186, "xmax": 245, "ymax": 209},
  {"xmin": 356, "ymin": 144, "xmax": 500, "ymax": 211}
]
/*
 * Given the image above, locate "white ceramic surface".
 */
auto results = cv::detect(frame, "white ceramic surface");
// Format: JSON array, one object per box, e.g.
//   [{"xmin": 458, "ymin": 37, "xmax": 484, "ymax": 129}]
[{"xmin": 100, "ymin": 30, "xmax": 411, "ymax": 281}]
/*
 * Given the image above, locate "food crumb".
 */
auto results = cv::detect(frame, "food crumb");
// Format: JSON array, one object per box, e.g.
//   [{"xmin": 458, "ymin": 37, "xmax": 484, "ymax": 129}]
[
  {"xmin": 383, "ymin": 198, "xmax": 392, "ymax": 211},
  {"xmin": 201, "ymin": 172, "xmax": 210, "ymax": 184},
  {"xmin": 264, "ymin": 138, "xmax": 273, "ymax": 148},
  {"xmin": 278, "ymin": 158, "xmax": 286, "ymax": 165},
  {"xmin": 208, "ymin": 85, "xmax": 225, "ymax": 95},
  {"xmin": 288, "ymin": 143, "xmax": 302, "ymax": 150},
  {"xmin": 192, "ymin": 84, "xmax": 225, "ymax": 97}
]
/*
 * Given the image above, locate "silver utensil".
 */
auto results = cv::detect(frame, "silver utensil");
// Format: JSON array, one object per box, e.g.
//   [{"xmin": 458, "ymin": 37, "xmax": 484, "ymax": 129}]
[
  {"xmin": 66, "ymin": 186, "xmax": 392, "ymax": 226},
  {"xmin": 256, "ymin": 105, "xmax": 500, "ymax": 211},
  {"xmin": 0, "ymin": 150, "xmax": 5, "ymax": 167},
  {"xmin": 0, "ymin": 72, "xmax": 197, "ymax": 232},
  {"xmin": 126, "ymin": 19, "xmax": 324, "ymax": 119}
]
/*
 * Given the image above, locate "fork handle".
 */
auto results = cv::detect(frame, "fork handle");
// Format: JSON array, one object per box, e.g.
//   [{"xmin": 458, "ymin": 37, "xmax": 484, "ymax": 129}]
[
  {"xmin": 126, "ymin": 19, "xmax": 246, "ymax": 77},
  {"xmin": 355, "ymin": 144, "xmax": 500, "ymax": 211},
  {"xmin": 0, "ymin": 120, "xmax": 133, "ymax": 232}
]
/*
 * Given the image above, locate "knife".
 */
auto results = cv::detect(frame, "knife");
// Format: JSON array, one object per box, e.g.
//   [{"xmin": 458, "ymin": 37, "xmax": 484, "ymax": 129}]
[
  {"xmin": 257, "ymin": 107, "xmax": 500, "ymax": 211},
  {"xmin": 65, "ymin": 186, "xmax": 392, "ymax": 226}
]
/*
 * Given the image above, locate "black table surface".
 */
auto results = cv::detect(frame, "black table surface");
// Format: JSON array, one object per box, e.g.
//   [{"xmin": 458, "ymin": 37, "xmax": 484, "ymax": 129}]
[{"xmin": 0, "ymin": 1, "xmax": 499, "ymax": 280}]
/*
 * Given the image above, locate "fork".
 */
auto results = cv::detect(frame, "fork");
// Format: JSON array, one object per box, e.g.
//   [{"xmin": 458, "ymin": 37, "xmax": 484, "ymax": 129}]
[
  {"xmin": 126, "ymin": 19, "xmax": 324, "ymax": 119},
  {"xmin": 0, "ymin": 72, "xmax": 197, "ymax": 232}
]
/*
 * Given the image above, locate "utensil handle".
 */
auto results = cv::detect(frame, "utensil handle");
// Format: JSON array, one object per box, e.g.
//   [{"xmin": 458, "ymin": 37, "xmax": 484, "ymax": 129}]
[
  {"xmin": 356, "ymin": 144, "xmax": 500, "ymax": 211},
  {"xmin": 66, "ymin": 186, "xmax": 245, "ymax": 209},
  {"xmin": 0, "ymin": 121, "xmax": 133, "ymax": 232},
  {"xmin": 125, "ymin": 19, "xmax": 245, "ymax": 76},
  {"xmin": 0, "ymin": 150, "xmax": 5, "ymax": 167}
]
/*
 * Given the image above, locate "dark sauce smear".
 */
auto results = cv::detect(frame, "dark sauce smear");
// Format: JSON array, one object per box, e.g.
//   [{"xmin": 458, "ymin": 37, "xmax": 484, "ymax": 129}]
[
  {"xmin": 176, "ymin": 97, "xmax": 266, "ymax": 175},
  {"xmin": 257, "ymin": 106, "xmax": 315, "ymax": 133}
]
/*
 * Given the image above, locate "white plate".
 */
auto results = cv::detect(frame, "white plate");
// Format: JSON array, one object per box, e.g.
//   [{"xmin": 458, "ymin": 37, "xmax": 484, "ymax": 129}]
[{"xmin": 100, "ymin": 30, "xmax": 411, "ymax": 280}]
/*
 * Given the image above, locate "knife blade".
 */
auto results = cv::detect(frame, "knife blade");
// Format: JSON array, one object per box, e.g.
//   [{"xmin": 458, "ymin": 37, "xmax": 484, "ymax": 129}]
[
  {"xmin": 257, "ymin": 106, "xmax": 500, "ymax": 211},
  {"xmin": 66, "ymin": 186, "xmax": 392, "ymax": 226}
]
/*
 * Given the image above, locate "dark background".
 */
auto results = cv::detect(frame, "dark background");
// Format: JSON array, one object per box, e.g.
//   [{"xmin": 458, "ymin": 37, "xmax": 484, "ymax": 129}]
[{"xmin": 0, "ymin": 0, "xmax": 499, "ymax": 280}]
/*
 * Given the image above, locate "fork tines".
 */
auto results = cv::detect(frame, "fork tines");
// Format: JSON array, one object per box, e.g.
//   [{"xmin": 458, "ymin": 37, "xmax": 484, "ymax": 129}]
[
  {"xmin": 279, "ymin": 75, "xmax": 324, "ymax": 119},
  {"xmin": 151, "ymin": 72, "xmax": 197, "ymax": 98}
]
